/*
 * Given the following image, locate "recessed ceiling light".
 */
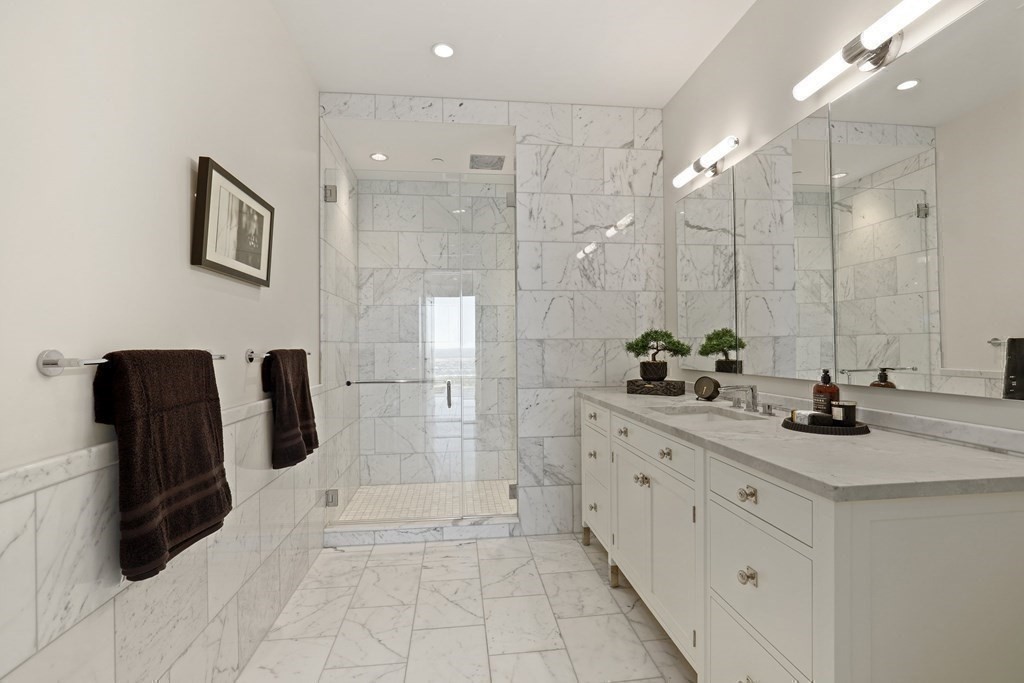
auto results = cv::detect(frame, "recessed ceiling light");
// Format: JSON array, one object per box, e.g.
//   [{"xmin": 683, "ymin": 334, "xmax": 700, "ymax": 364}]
[
  {"xmin": 451, "ymin": 209, "xmax": 466, "ymax": 214},
  {"xmin": 370, "ymin": 152, "xmax": 388, "ymax": 162},
  {"xmin": 432, "ymin": 43, "xmax": 454, "ymax": 58},
  {"xmin": 832, "ymin": 171, "xmax": 848, "ymax": 179},
  {"xmin": 896, "ymin": 79, "xmax": 919, "ymax": 91}
]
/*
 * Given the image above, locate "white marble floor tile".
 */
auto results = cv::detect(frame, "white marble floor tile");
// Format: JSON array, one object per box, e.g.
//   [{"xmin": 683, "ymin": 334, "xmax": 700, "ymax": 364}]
[
  {"xmin": 559, "ymin": 614, "xmax": 661, "ymax": 683},
  {"xmin": 414, "ymin": 579, "xmax": 484, "ymax": 629},
  {"xmin": 319, "ymin": 663, "xmax": 406, "ymax": 682},
  {"xmin": 609, "ymin": 587, "xmax": 668, "ymax": 641},
  {"xmin": 350, "ymin": 564, "xmax": 422, "ymax": 608},
  {"xmin": 366, "ymin": 543, "xmax": 425, "ymax": 567},
  {"xmin": 643, "ymin": 639, "xmax": 698, "ymax": 683},
  {"xmin": 489, "ymin": 650, "xmax": 579, "ymax": 683},
  {"xmin": 300, "ymin": 548, "xmax": 370, "ymax": 590},
  {"xmin": 541, "ymin": 571, "xmax": 620, "ymax": 619},
  {"xmin": 528, "ymin": 539, "xmax": 593, "ymax": 574},
  {"xmin": 266, "ymin": 587, "xmax": 353, "ymax": 640},
  {"xmin": 476, "ymin": 537, "xmax": 531, "ymax": 560},
  {"xmin": 483, "ymin": 595, "xmax": 564, "ymax": 654},
  {"xmin": 405, "ymin": 626, "xmax": 490, "ymax": 683},
  {"xmin": 420, "ymin": 541, "xmax": 479, "ymax": 581},
  {"xmin": 237, "ymin": 637, "xmax": 333, "ymax": 683},
  {"xmin": 480, "ymin": 557, "xmax": 544, "ymax": 598},
  {"xmin": 326, "ymin": 605, "xmax": 414, "ymax": 669}
]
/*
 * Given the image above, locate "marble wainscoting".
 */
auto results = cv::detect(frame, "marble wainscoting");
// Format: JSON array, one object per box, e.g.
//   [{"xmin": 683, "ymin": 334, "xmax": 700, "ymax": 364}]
[
  {"xmin": 0, "ymin": 388, "xmax": 355, "ymax": 682},
  {"xmin": 323, "ymin": 93, "xmax": 666, "ymax": 537}
]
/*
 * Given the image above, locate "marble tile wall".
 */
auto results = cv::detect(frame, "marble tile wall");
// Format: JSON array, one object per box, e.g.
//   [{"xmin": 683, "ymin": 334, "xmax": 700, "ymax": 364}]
[
  {"xmin": 323, "ymin": 93, "xmax": 665, "ymax": 535},
  {"xmin": 354, "ymin": 175, "xmax": 518, "ymax": 487},
  {"xmin": 831, "ymin": 143, "xmax": 962, "ymax": 393},
  {"xmin": 0, "ymin": 396, "xmax": 333, "ymax": 682}
]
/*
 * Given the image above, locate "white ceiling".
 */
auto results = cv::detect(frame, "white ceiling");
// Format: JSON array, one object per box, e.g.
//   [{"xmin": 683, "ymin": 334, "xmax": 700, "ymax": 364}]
[
  {"xmin": 327, "ymin": 119, "xmax": 515, "ymax": 176},
  {"xmin": 271, "ymin": 0, "xmax": 757, "ymax": 108}
]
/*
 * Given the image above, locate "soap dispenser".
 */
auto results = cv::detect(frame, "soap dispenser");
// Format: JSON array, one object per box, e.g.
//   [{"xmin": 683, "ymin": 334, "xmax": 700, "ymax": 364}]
[
  {"xmin": 870, "ymin": 368, "xmax": 897, "ymax": 388},
  {"xmin": 813, "ymin": 369, "xmax": 840, "ymax": 412}
]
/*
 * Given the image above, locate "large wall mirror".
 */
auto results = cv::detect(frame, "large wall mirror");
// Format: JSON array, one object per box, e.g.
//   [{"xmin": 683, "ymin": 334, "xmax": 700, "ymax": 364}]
[
  {"xmin": 830, "ymin": 0, "xmax": 1022, "ymax": 398},
  {"xmin": 675, "ymin": 0, "xmax": 1022, "ymax": 401}
]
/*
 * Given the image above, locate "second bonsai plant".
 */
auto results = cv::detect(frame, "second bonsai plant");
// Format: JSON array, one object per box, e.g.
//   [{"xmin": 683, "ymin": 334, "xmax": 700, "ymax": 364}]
[
  {"xmin": 698, "ymin": 327, "xmax": 746, "ymax": 374},
  {"xmin": 624, "ymin": 329, "xmax": 692, "ymax": 382}
]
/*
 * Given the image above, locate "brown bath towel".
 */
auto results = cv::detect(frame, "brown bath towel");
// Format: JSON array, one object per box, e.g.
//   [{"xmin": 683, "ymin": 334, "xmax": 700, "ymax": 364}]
[
  {"xmin": 262, "ymin": 349, "xmax": 319, "ymax": 469},
  {"xmin": 94, "ymin": 350, "xmax": 232, "ymax": 581}
]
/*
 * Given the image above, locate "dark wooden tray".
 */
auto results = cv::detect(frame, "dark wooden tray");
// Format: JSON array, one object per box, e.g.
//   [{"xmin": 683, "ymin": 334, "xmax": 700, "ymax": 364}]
[{"xmin": 781, "ymin": 417, "xmax": 870, "ymax": 436}]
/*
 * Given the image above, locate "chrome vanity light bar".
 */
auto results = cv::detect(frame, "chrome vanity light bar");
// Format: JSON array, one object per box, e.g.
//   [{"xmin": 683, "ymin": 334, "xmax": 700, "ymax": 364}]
[
  {"xmin": 792, "ymin": 0, "xmax": 942, "ymax": 101},
  {"xmin": 671, "ymin": 136, "xmax": 739, "ymax": 189}
]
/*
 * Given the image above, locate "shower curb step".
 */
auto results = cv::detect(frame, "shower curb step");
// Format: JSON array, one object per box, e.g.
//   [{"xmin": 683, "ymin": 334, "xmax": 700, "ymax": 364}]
[{"xmin": 323, "ymin": 514, "xmax": 521, "ymax": 546}]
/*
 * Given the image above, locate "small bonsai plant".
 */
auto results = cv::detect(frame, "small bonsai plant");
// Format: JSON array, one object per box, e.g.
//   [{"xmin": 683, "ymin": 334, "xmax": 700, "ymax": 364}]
[
  {"xmin": 698, "ymin": 327, "xmax": 746, "ymax": 374},
  {"xmin": 625, "ymin": 329, "xmax": 692, "ymax": 381}
]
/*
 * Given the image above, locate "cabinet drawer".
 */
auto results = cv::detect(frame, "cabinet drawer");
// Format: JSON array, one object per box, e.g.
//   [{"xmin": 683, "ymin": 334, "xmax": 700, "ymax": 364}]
[
  {"xmin": 710, "ymin": 600, "xmax": 803, "ymax": 683},
  {"xmin": 709, "ymin": 502, "xmax": 812, "ymax": 676},
  {"xmin": 611, "ymin": 415, "xmax": 696, "ymax": 481},
  {"xmin": 582, "ymin": 471, "xmax": 610, "ymax": 544},
  {"xmin": 710, "ymin": 457, "xmax": 813, "ymax": 546},
  {"xmin": 582, "ymin": 401, "xmax": 609, "ymax": 434},
  {"xmin": 581, "ymin": 424, "xmax": 610, "ymax": 488}
]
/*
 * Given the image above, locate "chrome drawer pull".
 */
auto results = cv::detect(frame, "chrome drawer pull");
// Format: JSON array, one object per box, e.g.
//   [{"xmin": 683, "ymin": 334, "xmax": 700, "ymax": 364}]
[
  {"xmin": 737, "ymin": 485, "xmax": 758, "ymax": 504},
  {"xmin": 587, "ymin": 450, "xmax": 598, "ymax": 459},
  {"xmin": 588, "ymin": 411, "xmax": 598, "ymax": 421},
  {"xmin": 588, "ymin": 503, "xmax": 598, "ymax": 511},
  {"xmin": 658, "ymin": 447, "xmax": 673, "ymax": 460},
  {"xmin": 617, "ymin": 426, "xmax": 629, "ymax": 437},
  {"xmin": 737, "ymin": 566, "xmax": 759, "ymax": 587}
]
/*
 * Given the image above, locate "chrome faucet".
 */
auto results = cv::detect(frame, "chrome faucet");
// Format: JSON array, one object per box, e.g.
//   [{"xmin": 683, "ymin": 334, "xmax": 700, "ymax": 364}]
[{"xmin": 720, "ymin": 385, "xmax": 758, "ymax": 413}]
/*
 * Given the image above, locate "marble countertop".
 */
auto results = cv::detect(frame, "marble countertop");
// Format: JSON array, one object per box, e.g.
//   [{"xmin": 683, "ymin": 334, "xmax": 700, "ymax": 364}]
[{"xmin": 579, "ymin": 388, "xmax": 1024, "ymax": 502}]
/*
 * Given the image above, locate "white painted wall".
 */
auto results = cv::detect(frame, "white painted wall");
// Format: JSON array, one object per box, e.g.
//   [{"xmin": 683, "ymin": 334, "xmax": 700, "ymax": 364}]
[
  {"xmin": 0, "ymin": 0, "xmax": 321, "ymax": 471},
  {"xmin": 936, "ymin": 88, "xmax": 1024, "ymax": 371},
  {"xmin": 662, "ymin": 0, "xmax": 1024, "ymax": 428}
]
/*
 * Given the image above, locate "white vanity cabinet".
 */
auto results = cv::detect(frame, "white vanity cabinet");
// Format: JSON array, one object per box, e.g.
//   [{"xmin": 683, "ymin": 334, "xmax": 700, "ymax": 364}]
[{"xmin": 580, "ymin": 393, "xmax": 1024, "ymax": 683}]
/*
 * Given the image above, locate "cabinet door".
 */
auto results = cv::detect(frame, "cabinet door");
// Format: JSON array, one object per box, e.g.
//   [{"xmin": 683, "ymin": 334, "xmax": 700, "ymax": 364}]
[
  {"xmin": 649, "ymin": 468, "xmax": 698, "ymax": 652},
  {"xmin": 614, "ymin": 447, "xmax": 651, "ymax": 593}
]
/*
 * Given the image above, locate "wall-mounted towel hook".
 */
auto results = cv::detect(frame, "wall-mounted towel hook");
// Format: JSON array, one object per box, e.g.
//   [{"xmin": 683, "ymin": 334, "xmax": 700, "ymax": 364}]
[
  {"xmin": 245, "ymin": 349, "xmax": 312, "ymax": 364},
  {"xmin": 38, "ymin": 349, "xmax": 225, "ymax": 377}
]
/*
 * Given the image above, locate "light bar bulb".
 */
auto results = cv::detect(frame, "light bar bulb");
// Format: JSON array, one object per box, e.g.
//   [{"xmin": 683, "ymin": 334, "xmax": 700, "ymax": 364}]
[
  {"xmin": 605, "ymin": 227, "xmax": 618, "ymax": 238},
  {"xmin": 793, "ymin": 51, "xmax": 850, "ymax": 101},
  {"xmin": 861, "ymin": 0, "xmax": 942, "ymax": 50},
  {"xmin": 672, "ymin": 165, "xmax": 700, "ymax": 189},
  {"xmin": 616, "ymin": 213, "xmax": 635, "ymax": 230},
  {"xmin": 576, "ymin": 250, "xmax": 586, "ymax": 260},
  {"xmin": 698, "ymin": 136, "xmax": 740, "ymax": 169},
  {"xmin": 583, "ymin": 243, "xmax": 597, "ymax": 255}
]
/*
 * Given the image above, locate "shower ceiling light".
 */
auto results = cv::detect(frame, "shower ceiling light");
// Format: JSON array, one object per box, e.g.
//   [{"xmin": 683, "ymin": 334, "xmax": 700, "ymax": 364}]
[
  {"xmin": 432, "ymin": 43, "xmax": 455, "ymax": 58},
  {"xmin": 832, "ymin": 171, "xmax": 849, "ymax": 179},
  {"xmin": 897, "ymin": 79, "xmax": 920, "ymax": 90},
  {"xmin": 672, "ymin": 136, "xmax": 739, "ymax": 189},
  {"xmin": 792, "ymin": 0, "xmax": 940, "ymax": 101},
  {"xmin": 370, "ymin": 152, "xmax": 388, "ymax": 162}
]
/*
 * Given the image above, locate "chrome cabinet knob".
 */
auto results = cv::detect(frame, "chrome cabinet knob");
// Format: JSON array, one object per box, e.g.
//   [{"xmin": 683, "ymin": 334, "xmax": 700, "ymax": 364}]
[
  {"xmin": 617, "ymin": 427, "xmax": 629, "ymax": 437},
  {"xmin": 737, "ymin": 566, "xmax": 759, "ymax": 587},
  {"xmin": 587, "ymin": 450, "xmax": 598, "ymax": 459},
  {"xmin": 588, "ymin": 411, "xmax": 598, "ymax": 420},
  {"xmin": 588, "ymin": 503, "xmax": 597, "ymax": 511},
  {"xmin": 737, "ymin": 485, "xmax": 758, "ymax": 504},
  {"xmin": 633, "ymin": 473, "xmax": 640, "ymax": 484},
  {"xmin": 658, "ymin": 447, "xmax": 673, "ymax": 460}
]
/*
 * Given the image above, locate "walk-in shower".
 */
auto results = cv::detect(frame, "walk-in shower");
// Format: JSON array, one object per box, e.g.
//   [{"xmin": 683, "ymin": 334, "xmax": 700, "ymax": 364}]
[{"xmin": 319, "ymin": 117, "xmax": 517, "ymax": 527}]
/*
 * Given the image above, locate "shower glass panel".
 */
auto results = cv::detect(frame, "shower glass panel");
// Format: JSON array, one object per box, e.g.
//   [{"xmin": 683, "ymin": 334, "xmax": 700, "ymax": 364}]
[{"xmin": 338, "ymin": 169, "xmax": 517, "ymax": 524}]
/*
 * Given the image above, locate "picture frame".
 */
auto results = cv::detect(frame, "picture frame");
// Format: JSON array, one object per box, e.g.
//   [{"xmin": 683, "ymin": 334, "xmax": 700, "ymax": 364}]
[{"xmin": 191, "ymin": 157, "xmax": 274, "ymax": 286}]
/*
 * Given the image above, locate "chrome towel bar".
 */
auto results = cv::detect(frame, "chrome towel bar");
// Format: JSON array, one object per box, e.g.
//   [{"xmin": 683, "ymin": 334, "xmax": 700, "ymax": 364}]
[
  {"xmin": 245, "ymin": 349, "xmax": 312, "ymax": 364},
  {"xmin": 37, "ymin": 349, "xmax": 226, "ymax": 377},
  {"xmin": 345, "ymin": 379, "xmax": 433, "ymax": 386}
]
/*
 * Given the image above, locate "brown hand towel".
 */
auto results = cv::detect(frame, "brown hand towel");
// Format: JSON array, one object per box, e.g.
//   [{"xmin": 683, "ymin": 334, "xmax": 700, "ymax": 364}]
[
  {"xmin": 94, "ymin": 350, "xmax": 232, "ymax": 581},
  {"xmin": 261, "ymin": 349, "xmax": 319, "ymax": 469}
]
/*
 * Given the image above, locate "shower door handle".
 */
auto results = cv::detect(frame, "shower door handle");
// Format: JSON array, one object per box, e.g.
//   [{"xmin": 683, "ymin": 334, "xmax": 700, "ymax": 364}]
[{"xmin": 446, "ymin": 380, "xmax": 452, "ymax": 409}]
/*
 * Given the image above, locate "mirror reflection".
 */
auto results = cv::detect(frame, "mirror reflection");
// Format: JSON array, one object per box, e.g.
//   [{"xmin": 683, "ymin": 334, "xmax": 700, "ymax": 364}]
[{"xmin": 830, "ymin": 0, "xmax": 1023, "ymax": 398}]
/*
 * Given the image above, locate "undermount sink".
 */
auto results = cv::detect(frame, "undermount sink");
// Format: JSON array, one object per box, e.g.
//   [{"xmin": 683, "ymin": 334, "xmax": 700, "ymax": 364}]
[{"xmin": 649, "ymin": 405, "xmax": 763, "ymax": 422}]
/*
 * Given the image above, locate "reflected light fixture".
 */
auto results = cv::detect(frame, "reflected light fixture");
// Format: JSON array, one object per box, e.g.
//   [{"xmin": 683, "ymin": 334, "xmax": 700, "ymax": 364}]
[
  {"xmin": 832, "ymin": 171, "xmax": 849, "ymax": 179},
  {"xmin": 896, "ymin": 79, "xmax": 920, "ymax": 90},
  {"xmin": 792, "ymin": 0, "xmax": 941, "ymax": 101},
  {"xmin": 432, "ymin": 43, "xmax": 455, "ymax": 58},
  {"xmin": 370, "ymin": 152, "xmax": 388, "ymax": 162},
  {"xmin": 672, "ymin": 136, "xmax": 739, "ymax": 189}
]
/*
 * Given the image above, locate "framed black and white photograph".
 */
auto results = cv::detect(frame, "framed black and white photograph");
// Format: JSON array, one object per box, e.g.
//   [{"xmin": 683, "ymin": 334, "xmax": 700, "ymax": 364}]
[{"xmin": 191, "ymin": 157, "xmax": 274, "ymax": 286}]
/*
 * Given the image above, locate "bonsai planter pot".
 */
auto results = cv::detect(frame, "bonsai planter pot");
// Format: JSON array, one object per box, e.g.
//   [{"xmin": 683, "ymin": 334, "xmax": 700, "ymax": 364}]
[
  {"xmin": 640, "ymin": 361, "xmax": 669, "ymax": 381},
  {"xmin": 715, "ymin": 359, "xmax": 743, "ymax": 374}
]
